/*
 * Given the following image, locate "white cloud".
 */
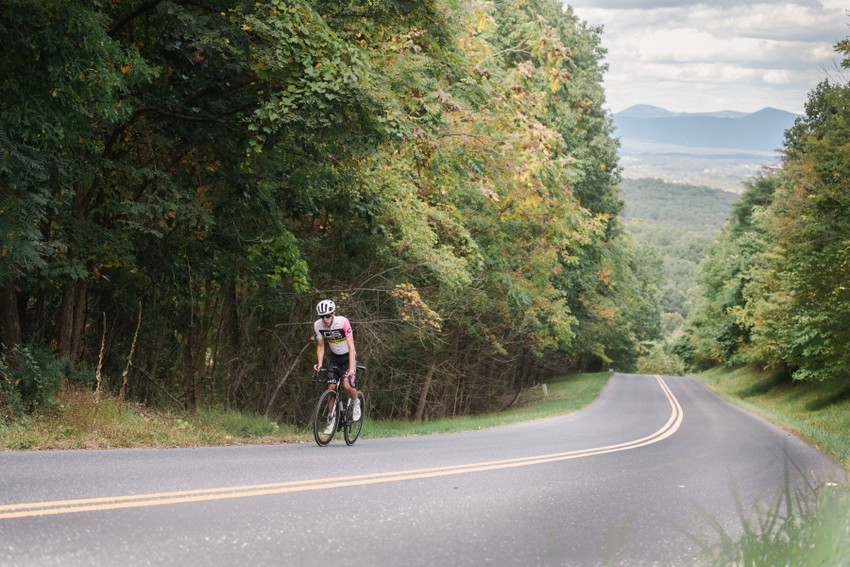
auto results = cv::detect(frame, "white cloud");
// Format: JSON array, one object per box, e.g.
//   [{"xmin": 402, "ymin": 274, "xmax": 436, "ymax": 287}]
[
  {"xmin": 763, "ymin": 70, "xmax": 793, "ymax": 85},
  {"xmin": 565, "ymin": 0, "xmax": 849, "ymax": 113}
]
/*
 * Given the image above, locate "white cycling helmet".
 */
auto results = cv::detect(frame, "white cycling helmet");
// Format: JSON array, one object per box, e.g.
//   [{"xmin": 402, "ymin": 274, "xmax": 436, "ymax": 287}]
[{"xmin": 316, "ymin": 299, "xmax": 336, "ymax": 317}]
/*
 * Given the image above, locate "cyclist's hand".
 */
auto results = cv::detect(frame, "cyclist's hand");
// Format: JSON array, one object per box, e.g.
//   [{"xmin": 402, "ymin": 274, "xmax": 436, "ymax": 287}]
[
  {"xmin": 345, "ymin": 368, "xmax": 356, "ymax": 378},
  {"xmin": 313, "ymin": 364, "xmax": 320, "ymax": 372}
]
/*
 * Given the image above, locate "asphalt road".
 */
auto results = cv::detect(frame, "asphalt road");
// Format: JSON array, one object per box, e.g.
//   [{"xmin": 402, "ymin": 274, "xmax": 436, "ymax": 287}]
[{"xmin": 0, "ymin": 374, "xmax": 846, "ymax": 566}]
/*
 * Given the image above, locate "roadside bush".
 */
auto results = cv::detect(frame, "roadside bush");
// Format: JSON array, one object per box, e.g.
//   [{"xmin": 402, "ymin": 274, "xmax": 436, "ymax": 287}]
[
  {"xmin": 0, "ymin": 345, "xmax": 64, "ymax": 415},
  {"xmin": 1, "ymin": 366, "xmax": 24, "ymax": 420},
  {"xmin": 62, "ymin": 357, "xmax": 96, "ymax": 388}
]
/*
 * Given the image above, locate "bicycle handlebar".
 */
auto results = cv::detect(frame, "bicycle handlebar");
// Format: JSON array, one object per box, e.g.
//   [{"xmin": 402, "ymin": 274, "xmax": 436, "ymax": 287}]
[{"xmin": 313, "ymin": 365, "xmax": 366, "ymax": 382}]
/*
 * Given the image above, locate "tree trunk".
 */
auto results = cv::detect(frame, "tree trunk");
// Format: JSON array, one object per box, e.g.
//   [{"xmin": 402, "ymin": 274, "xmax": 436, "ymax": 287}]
[
  {"xmin": 57, "ymin": 279, "xmax": 87, "ymax": 362},
  {"xmin": 414, "ymin": 361, "xmax": 436, "ymax": 422},
  {"xmin": 195, "ymin": 296, "xmax": 215, "ymax": 409},
  {"xmin": 0, "ymin": 278, "xmax": 22, "ymax": 364},
  {"xmin": 265, "ymin": 341, "xmax": 310, "ymax": 417},
  {"xmin": 56, "ymin": 283, "xmax": 75, "ymax": 356},
  {"xmin": 179, "ymin": 326, "xmax": 197, "ymax": 411},
  {"xmin": 220, "ymin": 281, "xmax": 243, "ymax": 408},
  {"xmin": 401, "ymin": 377, "xmax": 413, "ymax": 419},
  {"xmin": 71, "ymin": 279, "xmax": 87, "ymax": 359},
  {"xmin": 183, "ymin": 292, "xmax": 216, "ymax": 411},
  {"xmin": 33, "ymin": 287, "xmax": 46, "ymax": 343}
]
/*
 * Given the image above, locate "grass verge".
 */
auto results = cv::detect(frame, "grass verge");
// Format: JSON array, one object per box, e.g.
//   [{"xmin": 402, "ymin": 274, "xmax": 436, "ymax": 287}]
[
  {"xmin": 367, "ymin": 372, "xmax": 612, "ymax": 438},
  {"xmin": 0, "ymin": 385, "xmax": 307, "ymax": 450},
  {"xmin": 1, "ymin": 372, "xmax": 611, "ymax": 451}
]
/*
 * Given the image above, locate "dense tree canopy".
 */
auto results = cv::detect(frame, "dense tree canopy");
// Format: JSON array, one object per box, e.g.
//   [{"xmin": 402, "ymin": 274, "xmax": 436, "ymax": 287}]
[
  {"xmin": 683, "ymin": 34, "xmax": 850, "ymax": 384},
  {"xmin": 1, "ymin": 0, "xmax": 660, "ymax": 421}
]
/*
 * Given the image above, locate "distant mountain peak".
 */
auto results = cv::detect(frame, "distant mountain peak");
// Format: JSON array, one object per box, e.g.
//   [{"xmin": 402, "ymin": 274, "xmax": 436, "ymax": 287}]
[
  {"xmin": 749, "ymin": 107, "xmax": 799, "ymax": 118},
  {"xmin": 614, "ymin": 105, "xmax": 799, "ymax": 120},
  {"xmin": 615, "ymin": 105, "xmax": 674, "ymax": 118},
  {"xmin": 611, "ymin": 105, "xmax": 800, "ymax": 152}
]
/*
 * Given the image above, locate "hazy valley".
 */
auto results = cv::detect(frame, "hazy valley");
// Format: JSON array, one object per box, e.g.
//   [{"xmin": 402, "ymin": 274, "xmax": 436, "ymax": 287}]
[{"xmin": 612, "ymin": 105, "xmax": 798, "ymax": 192}]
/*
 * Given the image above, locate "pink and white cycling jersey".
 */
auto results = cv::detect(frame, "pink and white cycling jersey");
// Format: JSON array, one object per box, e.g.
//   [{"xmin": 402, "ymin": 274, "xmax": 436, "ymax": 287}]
[{"xmin": 314, "ymin": 316, "xmax": 353, "ymax": 355}]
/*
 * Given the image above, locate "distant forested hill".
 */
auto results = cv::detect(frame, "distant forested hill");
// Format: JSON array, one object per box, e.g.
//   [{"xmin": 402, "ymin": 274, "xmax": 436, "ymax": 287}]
[
  {"xmin": 622, "ymin": 178, "xmax": 738, "ymax": 234},
  {"xmin": 622, "ymin": 178, "xmax": 737, "ymax": 325}
]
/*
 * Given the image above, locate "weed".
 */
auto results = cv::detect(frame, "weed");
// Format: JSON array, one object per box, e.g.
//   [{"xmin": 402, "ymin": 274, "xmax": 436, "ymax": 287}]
[{"xmin": 691, "ymin": 471, "xmax": 850, "ymax": 566}]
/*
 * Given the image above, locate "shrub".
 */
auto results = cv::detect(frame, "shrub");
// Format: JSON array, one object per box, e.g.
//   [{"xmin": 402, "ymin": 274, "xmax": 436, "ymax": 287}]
[
  {"xmin": 0, "ymin": 345, "xmax": 64, "ymax": 415},
  {"xmin": 0, "ymin": 366, "xmax": 24, "ymax": 420},
  {"xmin": 637, "ymin": 342, "xmax": 686, "ymax": 376}
]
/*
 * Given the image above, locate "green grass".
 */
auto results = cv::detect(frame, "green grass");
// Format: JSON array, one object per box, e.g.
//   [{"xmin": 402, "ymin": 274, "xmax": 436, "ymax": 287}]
[
  {"xmin": 1, "ymin": 373, "xmax": 612, "ymax": 450},
  {"xmin": 366, "ymin": 372, "xmax": 612, "ymax": 438},
  {"xmin": 0, "ymin": 385, "xmax": 307, "ymax": 450},
  {"xmin": 700, "ymin": 483, "xmax": 850, "ymax": 567}
]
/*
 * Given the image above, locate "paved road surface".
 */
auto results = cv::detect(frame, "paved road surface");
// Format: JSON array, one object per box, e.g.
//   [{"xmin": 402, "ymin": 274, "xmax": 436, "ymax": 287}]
[{"xmin": 0, "ymin": 374, "xmax": 845, "ymax": 566}]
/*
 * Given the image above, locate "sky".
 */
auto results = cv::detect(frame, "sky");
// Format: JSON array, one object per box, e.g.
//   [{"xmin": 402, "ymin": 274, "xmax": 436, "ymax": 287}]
[{"xmin": 565, "ymin": 0, "xmax": 849, "ymax": 114}]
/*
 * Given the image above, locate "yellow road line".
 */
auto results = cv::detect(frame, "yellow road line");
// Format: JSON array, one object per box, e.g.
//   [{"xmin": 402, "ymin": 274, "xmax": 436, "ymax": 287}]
[{"xmin": 1, "ymin": 375, "xmax": 682, "ymax": 520}]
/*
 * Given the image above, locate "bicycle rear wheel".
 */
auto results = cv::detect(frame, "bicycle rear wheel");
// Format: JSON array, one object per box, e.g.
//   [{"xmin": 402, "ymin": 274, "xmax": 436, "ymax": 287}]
[
  {"xmin": 313, "ymin": 389, "xmax": 338, "ymax": 446},
  {"xmin": 344, "ymin": 391, "xmax": 365, "ymax": 445}
]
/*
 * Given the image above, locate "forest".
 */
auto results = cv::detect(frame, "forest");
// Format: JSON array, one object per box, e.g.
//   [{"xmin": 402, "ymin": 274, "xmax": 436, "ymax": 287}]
[
  {"xmin": 621, "ymin": 178, "xmax": 738, "ymax": 234},
  {"xmin": 680, "ymin": 37, "xmax": 850, "ymax": 386},
  {"xmin": 1, "ymin": 0, "xmax": 663, "ymax": 424},
  {"xmin": 622, "ymin": 178, "xmax": 737, "ymax": 325}
]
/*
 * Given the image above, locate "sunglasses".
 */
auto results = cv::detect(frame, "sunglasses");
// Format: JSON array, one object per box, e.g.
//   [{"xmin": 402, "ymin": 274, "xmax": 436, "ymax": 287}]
[{"xmin": 322, "ymin": 314, "xmax": 334, "ymax": 320}]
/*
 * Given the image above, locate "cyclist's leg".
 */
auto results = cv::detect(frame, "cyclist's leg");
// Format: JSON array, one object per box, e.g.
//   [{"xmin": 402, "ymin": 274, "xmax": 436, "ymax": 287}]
[
  {"xmin": 342, "ymin": 375, "xmax": 357, "ymax": 400},
  {"xmin": 326, "ymin": 384, "xmax": 336, "ymax": 416},
  {"xmin": 326, "ymin": 364, "xmax": 341, "ymax": 416},
  {"xmin": 332, "ymin": 353, "xmax": 358, "ymax": 401},
  {"xmin": 338, "ymin": 357, "xmax": 360, "ymax": 422},
  {"xmin": 314, "ymin": 389, "xmax": 338, "ymax": 446}
]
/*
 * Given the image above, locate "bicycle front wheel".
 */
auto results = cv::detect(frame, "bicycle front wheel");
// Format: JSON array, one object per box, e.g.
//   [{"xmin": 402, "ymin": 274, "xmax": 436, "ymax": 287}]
[
  {"xmin": 313, "ymin": 389, "xmax": 338, "ymax": 446},
  {"xmin": 344, "ymin": 390, "xmax": 365, "ymax": 446}
]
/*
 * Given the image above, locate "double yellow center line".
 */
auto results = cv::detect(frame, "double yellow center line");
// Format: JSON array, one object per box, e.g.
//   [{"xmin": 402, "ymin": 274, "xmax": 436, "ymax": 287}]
[{"xmin": 1, "ymin": 375, "xmax": 682, "ymax": 520}]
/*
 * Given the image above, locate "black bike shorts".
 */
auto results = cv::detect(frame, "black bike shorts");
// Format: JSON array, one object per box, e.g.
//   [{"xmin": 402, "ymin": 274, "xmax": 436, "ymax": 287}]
[{"xmin": 327, "ymin": 352, "xmax": 356, "ymax": 387}]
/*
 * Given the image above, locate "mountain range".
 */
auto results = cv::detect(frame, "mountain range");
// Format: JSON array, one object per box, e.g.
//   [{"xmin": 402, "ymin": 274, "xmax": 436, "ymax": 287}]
[
  {"xmin": 612, "ymin": 105, "xmax": 799, "ymax": 153},
  {"xmin": 611, "ymin": 105, "xmax": 800, "ymax": 192}
]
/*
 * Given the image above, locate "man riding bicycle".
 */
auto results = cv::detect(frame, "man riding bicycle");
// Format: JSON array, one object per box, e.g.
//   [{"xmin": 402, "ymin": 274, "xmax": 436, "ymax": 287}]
[{"xmin": 313, "ymin": 299, "xmax": 361, "ymax": 435}]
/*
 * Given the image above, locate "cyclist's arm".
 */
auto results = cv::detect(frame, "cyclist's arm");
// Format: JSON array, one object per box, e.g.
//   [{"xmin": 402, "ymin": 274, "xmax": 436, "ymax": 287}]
[
  {"xmin": 345, "ymin": 335, "xmax": 355, "ymax": 376},
  {"xmin": 315, "ymin": 338, "xmax": 324, "ymax": 371}
]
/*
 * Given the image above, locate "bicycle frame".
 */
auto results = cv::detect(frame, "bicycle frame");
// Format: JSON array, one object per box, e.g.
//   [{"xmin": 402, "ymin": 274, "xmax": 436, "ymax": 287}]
[{"xmin": 313, "ymin": 365, "xmax": 366, "ymax": 446}]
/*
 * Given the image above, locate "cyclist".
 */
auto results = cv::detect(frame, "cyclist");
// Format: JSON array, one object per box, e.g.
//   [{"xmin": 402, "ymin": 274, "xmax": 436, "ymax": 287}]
[{"xmin": 313, "ymin": 299, "xmax": 360, "ymax": 435}]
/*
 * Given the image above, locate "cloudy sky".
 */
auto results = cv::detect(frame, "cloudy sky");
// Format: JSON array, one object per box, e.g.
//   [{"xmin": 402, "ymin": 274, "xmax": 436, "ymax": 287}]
[{"xmin": 565, "ymin": 0, "xmax": 849, "ymax": 114}]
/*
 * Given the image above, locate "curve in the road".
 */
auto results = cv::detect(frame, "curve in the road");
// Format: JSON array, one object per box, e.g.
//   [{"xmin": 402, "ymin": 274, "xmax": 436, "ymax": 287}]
[{"xmin": 0, "ymin": 374, "xmax": 682, "ymax": 520}]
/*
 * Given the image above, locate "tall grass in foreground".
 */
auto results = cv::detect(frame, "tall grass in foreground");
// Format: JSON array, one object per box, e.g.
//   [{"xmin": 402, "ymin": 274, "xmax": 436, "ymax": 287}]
[{"xmin": 694, "ymin": 478, "xmax": 850, "ymax": 566}]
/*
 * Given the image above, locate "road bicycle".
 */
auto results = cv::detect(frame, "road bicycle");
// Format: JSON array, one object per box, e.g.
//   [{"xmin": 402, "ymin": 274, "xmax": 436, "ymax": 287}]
[{"xmin": 312, "ymin": 365, "xmax": 366, "ymax": 446}]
